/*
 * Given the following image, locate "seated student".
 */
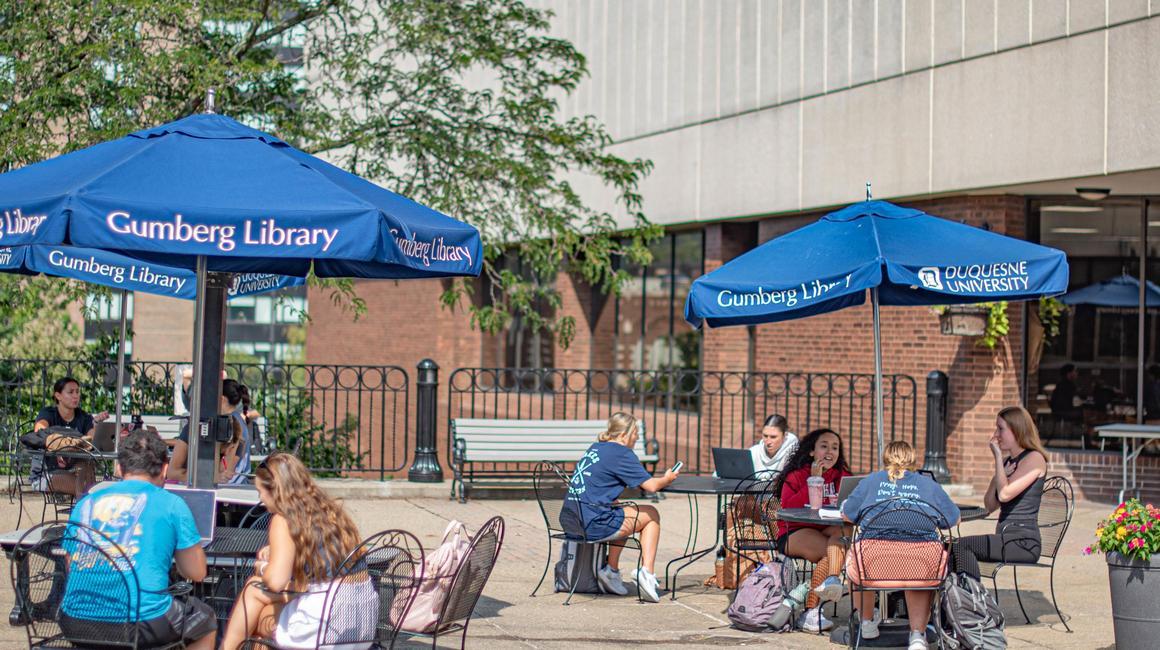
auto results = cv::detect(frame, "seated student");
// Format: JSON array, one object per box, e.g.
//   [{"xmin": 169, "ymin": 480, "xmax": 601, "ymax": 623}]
[
  {"xmin": 1048, "ymin": 364, "xmax": 1083, "ymax": 422},
  {"xmin": 167, "ymin": 379, "xmax": 247, "ymax": 484},
  {"xmin": 773, "ymin": 428, "xmax": 852, "ymax": 632},
  {"xmin": 29, "ymin": 377, "xmax": 110, "ymax": 495},
  {"xmin": 956, "ymin": 406, "xmax": 1047, "ymax": 580},
  {"xmin": 558, "ymin": 412, "xmax": 680, "ymax": 603},
  {"xmin": 841, "ymin": 440, "xmax": 960, "ymax": 650},
  {"xmin": 221, "ymin": 453, "xmax": 374, "ymax": 650},
  {"xmin": 749, "ymin": 414, "xmax": 798, "ymax": 479},
  {"xmin": 59, "ymin": 430, "xmax": 216, "ymax": 649}
]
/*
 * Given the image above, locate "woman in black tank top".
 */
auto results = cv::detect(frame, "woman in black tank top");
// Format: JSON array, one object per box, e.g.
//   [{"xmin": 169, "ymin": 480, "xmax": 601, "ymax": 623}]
[{"xmin": 955, "ymin": 406, "xmax": 1048, "ymax": 579}]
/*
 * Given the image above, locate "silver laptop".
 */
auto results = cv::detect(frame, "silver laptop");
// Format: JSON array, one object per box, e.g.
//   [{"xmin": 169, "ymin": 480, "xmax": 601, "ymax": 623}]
[
  {"xmin": 92, "ymin": 422, "xmax": 118, "ymax": 452},
  {"xmin": 835, "ymin": 474, "xmax": 870, "ymax": 507},
  {"xmin": 712, "ymin": 447, "xmax": 756, "ymax": 480},
  {"xmin": 167, "ymin": 487, "xmax": 217, "ymax": 547}
]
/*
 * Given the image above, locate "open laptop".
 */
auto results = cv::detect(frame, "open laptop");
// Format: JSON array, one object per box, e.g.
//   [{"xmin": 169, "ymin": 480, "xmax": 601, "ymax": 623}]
[
  {"xmin": 166, "ymin": 486, "xmax": 218, "ymax": 547},
  {"xmin": 92, "ymin": 422, "xmax": 118, "ymax": 452},
  {"xmin": 712, "ymin": 447, "xmax": 755, "ymax": 480},
  {"xmin": 835, "ymin": 474, "xmax": 870, "ymax": 507}
]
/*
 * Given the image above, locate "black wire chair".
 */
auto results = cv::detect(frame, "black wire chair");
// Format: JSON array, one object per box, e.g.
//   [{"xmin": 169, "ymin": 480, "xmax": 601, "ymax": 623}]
[
  {"xmin": 976, "ymin": 475, "xmax": 1074, "ymax": 632},
  {"xmin": 726, "ymin": 474, "xmax": 780, "ymax": 590},
  {"xmin": 35, "ymin": 439, "xmax": 111, "ymax": 524},
  {"xmin": 9, "ymin": 520, "xmax": 190, "ymax": 649},
  {"xmin": 530, "ymin": 461, "xmax": 642, "ymax": 604},
  {"xmin": 843, "ymin": 498, "xmax": 954, "ymax": 649}
]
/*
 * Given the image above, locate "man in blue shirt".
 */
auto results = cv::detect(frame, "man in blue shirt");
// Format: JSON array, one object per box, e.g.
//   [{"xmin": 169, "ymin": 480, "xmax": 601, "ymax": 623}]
[{"xmin": 60, "ymin": 429, "xmax": 215, "ymax": 649}]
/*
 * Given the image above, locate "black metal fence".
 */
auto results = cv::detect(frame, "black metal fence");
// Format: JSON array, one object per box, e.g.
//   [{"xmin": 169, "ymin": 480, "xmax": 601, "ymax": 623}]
[
  {"xmin": 446, "ymin": 367, "xmax": 918, "ymax": 474},
  {"xmin": 0, "ymin": 358, "xmax": 409, "ymax": 478}
]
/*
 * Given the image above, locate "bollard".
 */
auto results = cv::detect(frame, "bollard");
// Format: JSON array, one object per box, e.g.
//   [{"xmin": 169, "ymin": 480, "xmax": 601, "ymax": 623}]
[
  {"xmin": 921, "ymin": 370, "xmax": 952, "ymax": 483},
  {"xmin": 408, "ymin": 359, "xmax": 443, "ymax": 482}
]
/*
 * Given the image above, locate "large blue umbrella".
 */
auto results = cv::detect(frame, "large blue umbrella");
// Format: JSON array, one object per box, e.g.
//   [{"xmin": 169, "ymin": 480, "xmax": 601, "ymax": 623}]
[
  {"xmin": 685, "ymin": 200, "xmax": 1070, "ymax": 465},
  {"xmin": 1060, "ymin": 274, "xmax": 1160, "ymax": 308},
  {"xmin": 0, "ymin": 105, "xmax": 482, "ymax": 485}
]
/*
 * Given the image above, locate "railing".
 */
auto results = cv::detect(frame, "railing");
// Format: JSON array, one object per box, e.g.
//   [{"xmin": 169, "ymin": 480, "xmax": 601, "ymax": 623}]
[
  {"xmin": 447, "ymin": 367, "xmax": 918, "ymax": 475},
  {"xmin": 0, "ymin": 358, "xmax": 409, "ymax": 478}
]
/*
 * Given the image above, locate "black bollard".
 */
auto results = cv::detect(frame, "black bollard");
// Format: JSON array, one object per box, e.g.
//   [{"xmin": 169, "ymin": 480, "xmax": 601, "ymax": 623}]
[
  {"xmin": 408, "ymin": 359, "xmax": 443, "ymax": 482},
  {"xmin": 922, "ymin": 370, "xmax": 952, "ymax": 483}
]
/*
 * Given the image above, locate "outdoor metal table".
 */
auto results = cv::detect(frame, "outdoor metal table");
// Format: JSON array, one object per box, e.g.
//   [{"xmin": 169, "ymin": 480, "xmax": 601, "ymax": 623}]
[
  {"xmin": 1095, "ymin": 423, "xmax": 1160, "ymax": 502},
  {"xmin": 778, "ymin": 504, "xmax": 989, "ymax": 526},
  {"xmin": 660, "ymin": 475, "xmax": 768, "ymax": 599}
]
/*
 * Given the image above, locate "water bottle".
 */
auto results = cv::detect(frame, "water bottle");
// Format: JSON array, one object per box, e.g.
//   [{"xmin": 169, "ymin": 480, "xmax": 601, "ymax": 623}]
[
  {"xmin": 768, "ymin": 580, "xmax": 811, "ymax": 630},
  {"xmin": 713, "ymin": 547, "xmax": 726, "ymax": 586}
]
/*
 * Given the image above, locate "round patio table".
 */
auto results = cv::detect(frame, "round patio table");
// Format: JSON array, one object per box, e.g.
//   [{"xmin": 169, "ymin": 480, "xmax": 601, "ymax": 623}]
[{"xmin": 777, "ymin": 503, "xmax": 989, "ymax": 526}]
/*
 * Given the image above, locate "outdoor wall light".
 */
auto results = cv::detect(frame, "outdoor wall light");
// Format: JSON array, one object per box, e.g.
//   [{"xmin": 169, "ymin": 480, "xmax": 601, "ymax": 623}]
[{"xmin": 1075, "ymin": 187, "xmax": 1111, "ymax": 201}]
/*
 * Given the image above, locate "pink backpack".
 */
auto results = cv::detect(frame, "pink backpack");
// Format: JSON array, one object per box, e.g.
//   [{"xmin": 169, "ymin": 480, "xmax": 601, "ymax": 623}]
[{"xmin": 398, "ymin": 520, "xmax": 471, "ymax": 633}]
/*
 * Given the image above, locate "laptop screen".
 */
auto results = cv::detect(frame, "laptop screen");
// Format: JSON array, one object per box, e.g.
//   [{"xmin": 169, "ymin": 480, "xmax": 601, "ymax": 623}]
[
  {"xmin": 92, "ymin": 422, "xmax": 117, "ymax": 452},
  {"xmin": 168, "ymin": 487, "xmax": 217, "ymax": 546}
]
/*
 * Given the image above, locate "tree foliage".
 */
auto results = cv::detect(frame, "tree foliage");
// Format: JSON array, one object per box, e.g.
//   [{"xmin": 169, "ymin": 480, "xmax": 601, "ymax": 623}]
[{"xmin": 0, "ymin": 0, "xmax": 659, "ymax": 348}]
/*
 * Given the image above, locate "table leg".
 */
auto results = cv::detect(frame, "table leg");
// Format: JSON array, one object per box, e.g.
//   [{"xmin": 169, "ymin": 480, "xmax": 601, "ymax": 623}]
[
  {"xmin": 665, "ymin": 494, "xmax": 726, "ymax": 600},
  {"xmin": 1121, "ymin": 438, "xmax": 1128, "ymax": 504}
]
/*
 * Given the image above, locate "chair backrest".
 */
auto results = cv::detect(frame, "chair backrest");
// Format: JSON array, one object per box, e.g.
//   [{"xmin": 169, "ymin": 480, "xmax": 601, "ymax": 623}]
[
  {"xmin": 848, "ymin": 498, "xmax": 952, "ymax": 588},
  {"xmin": 317, "ymin": 528, "xmax": 425, "ymax": 649},
  {"xmin": 532, "ymin": 461, "xmax": 570, "ymax": 537},
  {"xmin": 238, "ymin": 504, "xmax": 272, "ymax": 530},
  {"xmin": 11, "ymin": 521, "xmax": 140, "ymax": 649},
  {"xmin": 435, "ymin": 516, "xmax": 505, "ymax": 634},
  {"xmin": 730, "ymin": 474, "xmax": 778, "ymax": 543},
  {"xmin": 1037, "ymin": 475, "xmax": 1075, "ymax": 560}
]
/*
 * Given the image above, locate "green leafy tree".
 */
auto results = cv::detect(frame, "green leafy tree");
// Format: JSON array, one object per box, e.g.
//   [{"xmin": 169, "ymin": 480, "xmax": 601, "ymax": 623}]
[{"xmin": 0, "ymin": 0, "xmax": 659, "ymax": 347}]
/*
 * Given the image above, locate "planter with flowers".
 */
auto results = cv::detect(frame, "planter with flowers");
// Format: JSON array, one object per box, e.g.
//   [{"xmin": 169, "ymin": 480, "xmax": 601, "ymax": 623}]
[{"xmin": 1085, "ymin": 499, "xmax": 1160, "ymax": 649}]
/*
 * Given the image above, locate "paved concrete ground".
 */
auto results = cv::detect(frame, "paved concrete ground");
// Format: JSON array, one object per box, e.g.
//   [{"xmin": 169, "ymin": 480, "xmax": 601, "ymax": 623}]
[{"xmin": 1, "ymin": 490, "xmax": 1117, "ymax": 649}]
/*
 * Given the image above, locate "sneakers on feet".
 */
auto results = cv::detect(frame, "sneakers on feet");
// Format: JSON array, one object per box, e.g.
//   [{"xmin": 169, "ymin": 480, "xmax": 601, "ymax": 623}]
[
  {"xmin": 908, "ymin": 631, "xmax": 929, "ymax": 650},
  {"xmin": 859, "ymin": 615, "xmax": 881, "ymax": 640},
  {"xmin": 813, "ymin": 575, "xmax": 843, "ymax": 603},
  {"xmin": 597, "ymin": 564, "xmax": 629, "ymax": 596},
  {"xmin": 796, "ymin": 607, "xmax": 834, "ymax": 632},
  {"xmin": 631, "ymin": 567, "xmax": 661, "ymax": 602}
]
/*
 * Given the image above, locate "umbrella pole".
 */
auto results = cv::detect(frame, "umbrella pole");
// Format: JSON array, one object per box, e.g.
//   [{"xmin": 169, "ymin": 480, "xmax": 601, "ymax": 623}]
[
  {"xmin": 114, "ymin": 289, "xmax": 128, "ymax": 452},
  {"xmin": 872, "ymin": 287, "xmax": 885, "ymax": 469},
  {"xmin": 1139, "ymin": 199, "xmax": 1148, "ymax": 426},
  {"xmin": 187, "ymin": 256, "xmax": 208, "ymax": 486}
]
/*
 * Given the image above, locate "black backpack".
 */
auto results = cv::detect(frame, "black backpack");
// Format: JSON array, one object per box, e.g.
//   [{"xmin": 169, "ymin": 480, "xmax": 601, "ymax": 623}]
[
  {"xmin": 940, "ymin": 571, "xmax": 1007, "ymax": 649},
  {"xmin": 553, "ymin": 540, "xmax": 607, "ymax": 594}
]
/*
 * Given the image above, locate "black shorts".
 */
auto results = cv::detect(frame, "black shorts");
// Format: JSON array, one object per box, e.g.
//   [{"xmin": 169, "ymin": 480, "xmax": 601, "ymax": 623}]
[
  {"xmin": 776, "ymin": 527, "xmax": 809, "ymax": 556},
  {"xmin": 60, "ymin": 595, "xmax": 216, "ymax": 648}
]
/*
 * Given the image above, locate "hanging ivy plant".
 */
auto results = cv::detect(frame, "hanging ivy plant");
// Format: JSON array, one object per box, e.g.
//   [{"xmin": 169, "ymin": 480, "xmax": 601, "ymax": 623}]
[
  {"xmin": 977, "ymin": 301, "xmax": 1010, "ymax": 349},
  {"xmin": 1037, "ymin": 296, "xmax": 1066, "ymax": 345}
]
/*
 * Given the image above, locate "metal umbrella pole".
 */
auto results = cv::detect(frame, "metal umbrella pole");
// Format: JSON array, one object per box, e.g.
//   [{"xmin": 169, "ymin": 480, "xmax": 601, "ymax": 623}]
[
  {"xmin": 872, "ymin": 286, "xmax": 885, "ymax": 469},
  {"xmin": 113, "ymin": 289, "xmax": 129, "ymax": 452},
  {"xmin": 186, "ymin": 256, "xmax": 208, "ymax": 486}
]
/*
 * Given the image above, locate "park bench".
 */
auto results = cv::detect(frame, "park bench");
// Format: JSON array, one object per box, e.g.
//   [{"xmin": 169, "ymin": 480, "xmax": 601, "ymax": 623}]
[
  {"xmin": 140, "ymin": 414, "xmax": 184, "ymax": 440},
  {"xmin": 449, "ymin": 418, "xmax": 659, "ymax": 502}
]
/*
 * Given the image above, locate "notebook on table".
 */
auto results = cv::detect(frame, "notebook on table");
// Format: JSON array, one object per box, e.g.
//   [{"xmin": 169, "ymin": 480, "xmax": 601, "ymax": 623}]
[{"xmin": 166, "ymin": 486, "xmax": 218, "ymax": 547}]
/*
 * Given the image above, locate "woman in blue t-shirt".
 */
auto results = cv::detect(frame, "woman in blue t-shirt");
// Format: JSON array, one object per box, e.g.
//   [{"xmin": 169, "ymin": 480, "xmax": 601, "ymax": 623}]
[
  {"xmin": 559, "ymin": 412, "xmax": 679, "ymax": 602},
  {"xmin": 841, "ymin": 440, "xmax": 960, "ymax": 650}
]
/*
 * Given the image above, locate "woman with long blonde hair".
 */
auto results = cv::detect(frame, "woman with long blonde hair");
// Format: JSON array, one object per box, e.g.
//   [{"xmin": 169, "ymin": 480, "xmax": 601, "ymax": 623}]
[
  {"xmin": 558, "ymin": 412, "xmax": 679, "ymax": 602},
  {"xmin": 221, "ymin": 453, "xmax": 372, "ymax": 650},
  {"xmin": 841, "ymin": 440, "xmax": 960, "ymax": 650},
  {"xmin": 956, "ymin": 405, "xmax": 1048, "ymax": 581}
]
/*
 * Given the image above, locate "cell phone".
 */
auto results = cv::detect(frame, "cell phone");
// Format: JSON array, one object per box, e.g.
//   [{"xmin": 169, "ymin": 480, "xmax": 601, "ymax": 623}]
[{"xmin": 670, "ymin": 461, "xmax": 684, "ymax": 473}]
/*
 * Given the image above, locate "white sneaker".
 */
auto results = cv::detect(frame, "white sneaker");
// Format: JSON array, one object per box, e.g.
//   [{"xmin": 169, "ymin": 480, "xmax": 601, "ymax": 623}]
[
  {"xmin": 908, "ymin": 630, "xmax": 929, "ymax": 650},
  {"xmin": 813, "ymin": 575, "xmax": 843, "ymax": 603},
  {"xmin": 796, "ymin": 607, "xmax": 834, "ymax": 632},
  {"xmin": 859, "ymin": 615, "xmax": 880, "ymax": 640},
  {"xmin": 597, "ymin": 564, "xmax": 629, "ymax": 596},
  {"xmin": 630, "ymin": 567, "xmax": 661, "ymax": 602}
]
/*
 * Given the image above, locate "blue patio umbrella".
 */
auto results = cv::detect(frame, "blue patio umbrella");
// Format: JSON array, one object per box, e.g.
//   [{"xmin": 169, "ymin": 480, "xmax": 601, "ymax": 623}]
[
  {"xmin": 0, "ymin": 103, "xmax": 482, "ymax": 485},
  {"xmin": 1060, "ymin": 274, "xmax": 1160, "ymax": 308},
  {"xmin": 685, "ymin": 200, "xmax": 1070, "ymax": 465}
]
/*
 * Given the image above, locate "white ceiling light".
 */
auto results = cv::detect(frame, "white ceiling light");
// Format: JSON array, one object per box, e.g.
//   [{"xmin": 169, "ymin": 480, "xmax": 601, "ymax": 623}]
[
  {"xmin": 1041, "ymin": 205, "xmax": 1104, "ymax": 213},
  {"xmin": 1050, "ymin": 227, "xmax": 1100, "ymax": 234},
  {"xmin": 1076, "ymin": 187, "xmax": 1111, "ymax": 201}
]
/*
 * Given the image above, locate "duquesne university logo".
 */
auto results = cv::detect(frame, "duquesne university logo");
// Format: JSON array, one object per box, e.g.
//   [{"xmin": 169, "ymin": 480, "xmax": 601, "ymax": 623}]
[{"xmin": 917, "ymin": 266, "xmax": 943, "ymax": 290}]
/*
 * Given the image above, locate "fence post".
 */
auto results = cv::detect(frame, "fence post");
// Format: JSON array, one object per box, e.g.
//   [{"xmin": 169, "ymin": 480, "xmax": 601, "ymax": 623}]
[
  {"xmin": 922, "ymin": 370, "xmax": 952, "ymax": 483},
  {"xmin": 408, "ymin": 359, "xmax": 443, "ymax": 482}
]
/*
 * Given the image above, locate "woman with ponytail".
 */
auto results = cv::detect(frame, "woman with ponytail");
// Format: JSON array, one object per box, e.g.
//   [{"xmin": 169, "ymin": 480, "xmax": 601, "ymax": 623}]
[
  {"xmin": 840, "ymin": 440, "xmax": 960, "ymax": 650},
  {"xmin": 221, "ymin": 453, "xmax": 374, "ymax": 649},
  {"xmin": 559, "ymin": 412, "xmax": 679, "ymax": 602}
]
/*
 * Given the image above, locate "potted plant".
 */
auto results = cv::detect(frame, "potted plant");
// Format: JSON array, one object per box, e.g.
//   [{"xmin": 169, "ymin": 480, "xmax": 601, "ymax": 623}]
[
  {"xmin": 1084, "ymin": 499, "xmax": 1160, "ymax": 649},
  {"xmin": 933, "ymin": 302, "xmax": 1009, "ymax": 347}
]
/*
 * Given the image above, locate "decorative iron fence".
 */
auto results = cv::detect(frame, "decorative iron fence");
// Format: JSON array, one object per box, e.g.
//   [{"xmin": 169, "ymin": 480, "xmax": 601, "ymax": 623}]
[
  {"xmin": 446, "ymin": 367, "xmax": 918, "ymax": 475},
  {"xmin": 0, "ymin": 359, "xmax": 409, "ymax": 478}
]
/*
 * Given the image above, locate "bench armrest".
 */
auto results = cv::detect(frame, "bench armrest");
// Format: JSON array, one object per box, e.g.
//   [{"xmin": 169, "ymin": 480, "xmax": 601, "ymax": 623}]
[{"xmin": 452, "ymin": 437, "xmax": 466, "ymax": 465}]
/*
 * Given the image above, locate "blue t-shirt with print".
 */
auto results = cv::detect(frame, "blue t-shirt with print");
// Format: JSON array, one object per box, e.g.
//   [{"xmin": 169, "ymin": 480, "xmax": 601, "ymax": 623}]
[
  {"xmin": 561, "ymin": 442, "xmax": 652, "ymax": 540},
  {"xmin": 62, "ymin": 480, "xmax": 201, "ymax": 622},
  {"xmin": 841, "ymin": 470, "xmax": 960, "ymax": 542}
]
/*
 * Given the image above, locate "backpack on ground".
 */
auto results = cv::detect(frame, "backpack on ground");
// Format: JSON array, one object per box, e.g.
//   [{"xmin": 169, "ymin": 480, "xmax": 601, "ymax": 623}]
[
  {"xmin": 726, "ymin": 560, "xmax": 793, "ymax": 632},
  {"xmin": 398, "ymin": 519, "xmax": 472, "ymax": 633},
  {"xmin": 553, "ymin": 540, "xmax": 607, "ymax": 594},
  {"xmin": 940, "ymin": 571, "xmax": 1007, "ymax": 650}
]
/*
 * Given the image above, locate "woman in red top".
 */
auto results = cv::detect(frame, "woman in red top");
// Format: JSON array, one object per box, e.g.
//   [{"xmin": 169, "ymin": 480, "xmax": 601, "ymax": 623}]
[{"xmin": 772, "ymin": 428, "xmax": 851, "ymax": 632}]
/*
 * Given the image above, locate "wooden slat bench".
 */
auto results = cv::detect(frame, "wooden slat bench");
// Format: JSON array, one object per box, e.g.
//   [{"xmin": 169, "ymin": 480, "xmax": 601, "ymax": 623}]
[
  {"xmin": 140, "ymin": 414, "xmax": 184, "ymax": 440},
  {"xmin": 450, "ymin": 418, "xmax": 659, "ymax": 502}
]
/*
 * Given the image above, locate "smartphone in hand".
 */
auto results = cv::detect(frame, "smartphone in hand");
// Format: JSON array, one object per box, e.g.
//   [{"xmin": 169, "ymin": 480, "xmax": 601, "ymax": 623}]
[{"xmin": 670, "ymin": 461, "xmax": 684, "ymax": 473}]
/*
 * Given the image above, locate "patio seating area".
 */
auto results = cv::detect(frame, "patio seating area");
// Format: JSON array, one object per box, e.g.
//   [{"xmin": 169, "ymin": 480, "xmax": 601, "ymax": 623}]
[{"xmin": 0, "ymin": 486, "xmax": 1114, "ymax": 649}]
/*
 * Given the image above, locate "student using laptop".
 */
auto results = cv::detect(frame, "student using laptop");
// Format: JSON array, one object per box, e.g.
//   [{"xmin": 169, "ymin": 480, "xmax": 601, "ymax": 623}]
[
  {"xmin": 749, "ymin": 414, "xmax": 798, "ymax": 479},
  {"xmin": 60, "ymin": 429, "xmax": 215, "ymax": 649}
]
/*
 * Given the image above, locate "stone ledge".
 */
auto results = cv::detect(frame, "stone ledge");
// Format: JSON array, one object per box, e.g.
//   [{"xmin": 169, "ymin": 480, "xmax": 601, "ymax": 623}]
[{"xmin": 315, "ymin": 478, "xmax": 452, "ymax": 500}]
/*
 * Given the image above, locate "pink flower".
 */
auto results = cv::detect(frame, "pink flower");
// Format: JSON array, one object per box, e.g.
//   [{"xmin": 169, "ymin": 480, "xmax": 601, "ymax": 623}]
[
  {"xmin": 1129, "ymin": 538, "xmax": 1145, "ymax": 550},
  {"xmin": 1084, "ymin": 546, "xmax": 1094, "ymax": 555}
]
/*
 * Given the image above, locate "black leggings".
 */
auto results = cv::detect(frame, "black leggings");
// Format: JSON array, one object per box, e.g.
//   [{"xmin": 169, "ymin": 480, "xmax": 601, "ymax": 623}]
[{"xmin": 955, "ymin": 527, "xmax": 1041, "ymax": 579}]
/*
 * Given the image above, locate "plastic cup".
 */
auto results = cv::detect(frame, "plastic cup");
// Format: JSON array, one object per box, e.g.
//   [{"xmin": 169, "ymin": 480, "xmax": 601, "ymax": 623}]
[{"xmin": 806, "ymin": 476, "xmax": 825, "ymax": 509}]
